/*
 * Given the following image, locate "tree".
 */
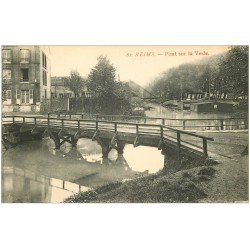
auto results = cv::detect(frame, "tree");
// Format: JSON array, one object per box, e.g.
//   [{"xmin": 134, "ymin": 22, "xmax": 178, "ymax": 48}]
[
  {"xmin": 218, "ymin": 46, "xmax": 248, "ymax": 99},
  {"xmin": 64, "ymin": 70, "xmax": 86, "ymax": 97},
  {"xmin": 148, "ymin": 46, "xmax": 248, "ymax": 101},
  {"xmin": 87, "ymin": 55, "xmax": 133, "ymax": 114}
]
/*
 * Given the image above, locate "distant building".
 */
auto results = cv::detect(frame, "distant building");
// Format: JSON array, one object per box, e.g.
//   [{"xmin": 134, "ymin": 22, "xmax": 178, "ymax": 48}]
[
  {"xmin": 2, "ymin": 46, "xmax": 51, "ymax": 113},
  {"xmin": 51, "ymin": 76, "xmax": 91, "ymax": 98},
  {"xmin": 190, "ymin": 101, "xmax": 235, "ymax": 113},
  {"xmin": 51, "ymin": 77, "xmax": 73, "ymax": 98}
]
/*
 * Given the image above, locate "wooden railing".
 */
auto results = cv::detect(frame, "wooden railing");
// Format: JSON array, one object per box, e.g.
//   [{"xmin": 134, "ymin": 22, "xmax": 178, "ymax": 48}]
[
  {"xmin": 48, "ymin": 112, "xmax": 248, "ymax": 131},
  {"xmin": 3, "ymin": 115, "xmax": 214, "ymax": 157}
]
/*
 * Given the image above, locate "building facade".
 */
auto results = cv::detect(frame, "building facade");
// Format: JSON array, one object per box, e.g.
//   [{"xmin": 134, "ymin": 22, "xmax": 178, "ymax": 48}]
[{"xmin": 2, "ymin": 46, "xmax": 51, "ymax": 113}]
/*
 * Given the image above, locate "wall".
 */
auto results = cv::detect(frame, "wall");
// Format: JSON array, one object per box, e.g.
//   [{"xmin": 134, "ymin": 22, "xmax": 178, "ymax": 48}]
[{"xmin": 50, "ymin": 97, "xmax": 69, "ymax": 112}]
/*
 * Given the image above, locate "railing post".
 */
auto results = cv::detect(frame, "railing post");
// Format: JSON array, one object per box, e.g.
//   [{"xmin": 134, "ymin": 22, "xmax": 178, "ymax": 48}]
[
  {"xmin": 177, "ymin": 131, "xmax": 181, "ymax": 165},
  {"xmin": 13, "ymin": 116, "xmax": 15, "ymax": 124},
  {"xmin": 34, "ymin": 117, "xmax": 37, "ymax": 125},
  {"xmin": 220, "ymin": 119, "xmax": 224, "ymax": 130},
  {"xmin": 183, "ymin": 120, "xmax": 186, "ymax": 130},
  {"xmin": 47, "ymin": 117, "xmax": 50, "ymax": 128},
  {"xmin": 177, "ymin": 131, "xmax": 181, "ymax": 148},
  {"xmin": 23, "ymin": 117, "xmax": 25, "ymax": 124},
  {"xmin": 203, "ymin": 138, "xmax": 208, "ymax": 157},
  {"xmin": 144, "ymin": 118, "xmax": 147, "ymax": 124},
  {"xmin": 236, "ymin": 120, "xmax": 239, "ymax": 130},
  {"xmin": 78, "ymin": 120, "xmax": 80, "ymax": 130},
  {"xmin": 114, "ymin": 122, "xmax": 117, "ymax": 133},
  {"xmin": 69, "ymin": 114, "xmax": 72, "ymax": 119},
  {"xmin": 162, "ymin": 118, "xmax": 165, "ymax": 125},
  {"xmin": 96, "ymin": 120, "xmax": 98, "ymax": 130},
  {"xmin": 62, "ymin": 119, "xmax": 64, "ymax": 129},
  {"xmin": 48, "ymin": 112, "xmax": 50, "ymax": 118},
  {"xmin": 161, "ymin": 125, "xmax": 163, "ymax": 138},
  {"xmin": 81, "ymin": 114, "xmax": 84, "ymax": 119},
  {"xmin": 136, "ymin": 124, "xmax": 139, "ymax": 135}
]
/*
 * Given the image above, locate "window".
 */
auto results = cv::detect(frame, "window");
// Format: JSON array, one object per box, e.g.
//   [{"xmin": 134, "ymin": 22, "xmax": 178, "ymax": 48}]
[
  {"xmin": 21, "ymin": 69, "xmax": 29, "ymax": 82},
  {"xmin": 4, "ymin": 90, "xmax": 12, "ymax": 104},
  {"xmin": 6, "ymin": 90, "xmax": 12, "ymax": 99},
  {"xmin": 2, "ymin": 49, "xmax": 11, "ymax": 63},
  {"xmin": 3, "ymin": 69, "xmax": 11, "ymax": 81},
  {"xmin": 43, "ymin": 70, "xmax": 47, "ymax": 85},
  {"xmin": 29, "ymin": 89, "xmax": 33, "ymax": 99},
  {"xmin": 20, "ymin": 49, "xmax": 30, "ymax": 63},
  {"xmin": 21, "ymin": 90, "xmax": 29, "ymax": 104},
  {"xmin": 16, "ymin": 89, "xmax": 21, "ymax": 104},
  {"xmin": 29, "ymin": 89, "xmax": 34, "ymax": 104},
  {"xmin": 42, "ymin": 52, "xmax": 47, "ymax": 69}
]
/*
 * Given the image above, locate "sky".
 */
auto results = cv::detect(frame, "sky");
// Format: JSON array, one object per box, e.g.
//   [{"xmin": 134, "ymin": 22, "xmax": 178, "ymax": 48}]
[{"xmin": 49, "ymin": 46, "xmax": 229, "ymax": 87}]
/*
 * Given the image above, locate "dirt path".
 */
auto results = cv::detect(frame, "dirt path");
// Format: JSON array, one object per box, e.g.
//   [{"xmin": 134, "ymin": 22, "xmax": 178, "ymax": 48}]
[{"xmin": 199, "ymin": 155, "xmax": 248, "ymax": 202}]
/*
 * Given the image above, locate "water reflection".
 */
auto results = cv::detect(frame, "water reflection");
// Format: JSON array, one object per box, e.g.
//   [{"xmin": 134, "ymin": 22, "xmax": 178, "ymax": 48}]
[
  {"xmin": 2, "ymin": 166, "xmax": 90, "ymax": 203},
  {"xmin": 48, "ymin": 138, "xmax": 163, "ymax": 173},
  {"xmin": 2, "ymin": 137, "xmax": 163, "ymax": 203}
]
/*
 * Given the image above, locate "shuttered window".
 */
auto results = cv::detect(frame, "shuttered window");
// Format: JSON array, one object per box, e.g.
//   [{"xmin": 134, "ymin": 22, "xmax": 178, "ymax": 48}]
[
  {"xmin": 20, "ymin": 49, "xmax": 30, "ymax": 63},
  {"xmin": 29, "ymin": 89, "xmax": 34, "ymax": 104},
  {"xmin": 16, "ymin": 89, "xmax": 21, "ymax": 104},
  {"xmin": 6, "ymin": 90, "xmax": 12, "ymax": 99},
  {"xmin": 2, "ymin": 49, "xmax": 11, "ymax": 63},
  {"xmin": 3, "ymin": 69, "xmax": 11, "ymax": 80}
]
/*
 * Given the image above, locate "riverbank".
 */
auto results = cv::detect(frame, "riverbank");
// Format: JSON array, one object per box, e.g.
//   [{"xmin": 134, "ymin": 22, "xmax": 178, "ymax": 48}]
[
  {"xmin": 64, "ymin": 153, "xmax": 248, "ymax": 203},
  {"xmin": 65, "ymin": 130, "xmax": 248, "ymax": 203}
]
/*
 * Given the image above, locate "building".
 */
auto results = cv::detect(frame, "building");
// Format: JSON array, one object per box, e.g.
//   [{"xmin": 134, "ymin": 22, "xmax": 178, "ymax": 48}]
[
  {"xmin": 51, "ymin": 76, "xmax": 91, "ymax": 98},
  {"xmin": 51, "ymin": 76, "xmax": 73, "ymax": 98},
  {"xmin": 190, "ymin": 101, "xmax": 235, "ymax": 113},
  {"xmin": 50, "ymin": 76, "xmax": 92, "ymax": 112},
  {"xmin": 2, "ymin": 46, "xmax": 51, "ymax": 113}
]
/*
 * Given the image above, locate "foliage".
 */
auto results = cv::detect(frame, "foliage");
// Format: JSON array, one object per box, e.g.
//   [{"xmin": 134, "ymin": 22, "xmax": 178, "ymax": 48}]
[
  {"xmin": 149, "ymin": 46, "xmax": 248, "ymax": 100},
  {"xmin": 217, "ymin": 46, "xmax": 248, "ymax": 99},
  {"xmin": 63, "ymin": 70, "xmax": 86, "ymax": 97},
  {"xmin": 87, "ymin": 55, "xmax": 133, "ymax": 115}
]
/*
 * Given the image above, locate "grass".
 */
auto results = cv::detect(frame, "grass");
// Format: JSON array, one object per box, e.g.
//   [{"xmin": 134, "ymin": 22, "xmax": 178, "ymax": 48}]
[{"xmin": 64, "ymin": 165, "xmax": 217, "ymax": 203}]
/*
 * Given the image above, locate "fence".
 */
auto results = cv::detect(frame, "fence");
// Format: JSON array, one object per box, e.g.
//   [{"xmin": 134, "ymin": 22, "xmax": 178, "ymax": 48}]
[{"xmin": 48, "ymin": 112, "xmax": 248, "ymax": 131}]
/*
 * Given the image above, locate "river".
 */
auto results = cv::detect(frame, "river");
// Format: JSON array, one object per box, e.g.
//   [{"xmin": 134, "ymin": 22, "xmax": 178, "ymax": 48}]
[{"xmin": 2, "ymin": 137, "xmax": 163, "ymax": 203}]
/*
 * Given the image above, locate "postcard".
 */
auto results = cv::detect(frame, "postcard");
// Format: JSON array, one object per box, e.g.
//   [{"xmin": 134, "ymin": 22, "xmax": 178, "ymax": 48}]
[{"xmin": 1, "ymin": 45, "xmax": 248, "ymax": 203}]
